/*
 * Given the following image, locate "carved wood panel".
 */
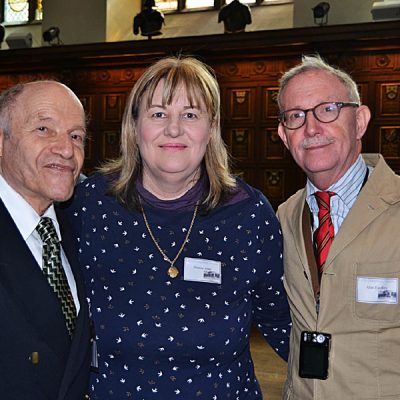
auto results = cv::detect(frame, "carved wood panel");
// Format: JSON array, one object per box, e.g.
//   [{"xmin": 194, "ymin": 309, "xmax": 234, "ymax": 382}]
[
  {"xmin": 225, "ymin": 87, "xmax": 256, "ymax": 122},
  {"xmin": 378, "ymin": 83, "xmax": 400, "ymax": 116},
  {"xmin": 224, "ymin": 128, "xmax": 254, "ymax": 161},
  {"xmin": 379, "ymin": 126, "xmax": 400, "ymax": 160}
]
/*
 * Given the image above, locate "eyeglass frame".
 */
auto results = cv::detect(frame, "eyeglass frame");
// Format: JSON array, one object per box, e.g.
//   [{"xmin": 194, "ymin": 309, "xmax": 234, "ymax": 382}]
[{"xmin": 278, "ymin": 101, "xmax": 359, "ymax": 130}]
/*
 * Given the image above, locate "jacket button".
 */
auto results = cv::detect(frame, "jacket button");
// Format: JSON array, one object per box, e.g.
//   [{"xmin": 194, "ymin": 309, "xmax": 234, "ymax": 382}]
[{"xmin": 30, "ymin": 352, "xmax": 39, "ymax": 364}]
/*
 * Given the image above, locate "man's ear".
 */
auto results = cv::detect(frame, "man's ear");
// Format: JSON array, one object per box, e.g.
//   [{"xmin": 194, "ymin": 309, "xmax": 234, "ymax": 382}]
[
  {"xmin": 355, "ymin": 105, "xmax": 371, "ymax": 141},
  {"xmin": 278, "ymin": 123, "xmax": 289, "ymax": 149}
]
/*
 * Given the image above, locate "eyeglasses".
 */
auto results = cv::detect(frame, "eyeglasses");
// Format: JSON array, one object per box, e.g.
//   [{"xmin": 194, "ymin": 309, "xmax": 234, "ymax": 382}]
[{"xmin": 279, "ymin": 101, "xmax": 359, "ymax": 130}]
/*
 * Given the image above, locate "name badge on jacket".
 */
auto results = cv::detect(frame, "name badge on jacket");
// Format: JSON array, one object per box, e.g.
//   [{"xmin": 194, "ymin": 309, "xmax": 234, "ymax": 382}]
[
  {"xmin": 184, "ymin": 257, "xmax": 221, "ymax": 284},
  {"xmin": 357, "ymin": 276, "xmax": 398, "ymax": 304}
]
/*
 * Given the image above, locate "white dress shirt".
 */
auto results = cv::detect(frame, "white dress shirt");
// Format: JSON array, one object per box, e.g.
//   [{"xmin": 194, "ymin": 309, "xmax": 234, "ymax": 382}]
[{"xmin": 0, "ymin": 174, "xmax": 80, "ymax": 313}]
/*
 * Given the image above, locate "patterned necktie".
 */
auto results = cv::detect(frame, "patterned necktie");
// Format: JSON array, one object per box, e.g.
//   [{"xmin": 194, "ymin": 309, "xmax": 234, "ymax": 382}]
[
  {"xmin": 36, "ymin": 217, "xmax": 77, "ymax": 336},
  {"xmin": 314, "ymin": 191, "xmax": 336, "ymax": 275}
]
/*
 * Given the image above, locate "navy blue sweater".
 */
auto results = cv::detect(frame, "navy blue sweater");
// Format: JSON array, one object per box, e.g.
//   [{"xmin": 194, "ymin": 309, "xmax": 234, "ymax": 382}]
[{"xmin": 66, "ymin": 173, "xmax": 291, "ymax": 399}]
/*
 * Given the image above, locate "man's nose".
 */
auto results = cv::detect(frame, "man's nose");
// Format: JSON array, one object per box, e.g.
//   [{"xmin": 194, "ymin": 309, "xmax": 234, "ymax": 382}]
[
  {"xmin": 52, "ymin": 133, "xmax": 74, "ymax": 158},
  {"xmin": 303, "ymin": 110, "xmax": 320, "ymax": 136}
]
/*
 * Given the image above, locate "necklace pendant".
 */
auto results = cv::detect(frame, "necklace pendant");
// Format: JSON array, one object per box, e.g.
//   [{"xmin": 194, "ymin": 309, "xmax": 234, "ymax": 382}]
[{"xmin": 167, "ymin": 265, "xmax": 179, "ymax": 278}]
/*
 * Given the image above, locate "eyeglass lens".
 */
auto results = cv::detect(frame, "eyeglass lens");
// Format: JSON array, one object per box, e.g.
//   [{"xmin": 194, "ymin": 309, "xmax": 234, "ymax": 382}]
[{"xmin": 280, "ymin": 102, "xmax": 358, "ymax": 129}]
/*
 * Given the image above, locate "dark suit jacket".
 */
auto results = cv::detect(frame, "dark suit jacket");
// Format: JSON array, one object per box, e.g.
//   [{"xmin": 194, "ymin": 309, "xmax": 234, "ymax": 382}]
[{"xmin": 0, "ymin": 199, "xmax": 91, "ymax": 400}]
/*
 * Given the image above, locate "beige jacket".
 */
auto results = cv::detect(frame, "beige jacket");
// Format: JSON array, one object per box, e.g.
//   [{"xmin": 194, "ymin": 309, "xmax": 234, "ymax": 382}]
[{"xmin": 278, "ymin": 154, "xmax": 400, "ymax": 400}]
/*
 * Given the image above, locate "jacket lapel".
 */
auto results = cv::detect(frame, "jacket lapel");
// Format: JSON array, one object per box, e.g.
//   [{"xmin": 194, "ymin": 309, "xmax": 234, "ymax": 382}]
[
  {"xmin": 56, "ymin": 208, "xmax": 91, "ymax": 400},
  {"xmin": 325, "ymin": 155, "xmax": 400, "ymax": 269},
  {"xmin": 301, "ymin": 202, "xmax": 320, "ymax": 299},
  {"xmin": 286, "ymin": 189, "xmax": 310, "ymax": 269},
  {"xmin": 0, "ymin": 200, "xmax": 69, "ymax": 349}
]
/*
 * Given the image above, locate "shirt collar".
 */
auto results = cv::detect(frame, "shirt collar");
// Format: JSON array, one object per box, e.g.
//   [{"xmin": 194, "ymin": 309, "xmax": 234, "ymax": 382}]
[
  {"xmin": 0, "ymin": 174, "xmax": 61, "ymax": 241},
  {"xmin": 306, "ymin": 154, "xmax": 367, "ymax": 210}
]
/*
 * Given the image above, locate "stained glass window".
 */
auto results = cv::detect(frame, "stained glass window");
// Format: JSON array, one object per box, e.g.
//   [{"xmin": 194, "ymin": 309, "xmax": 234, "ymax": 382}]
[
  {"xmin": 155, "ymin": 0, "xmax": 178, "ymax": 11},
  {"xmin": 154, "ymin": 1, "xmax": 281, "ymax": 12},
  {"xmin": 185, "ymin": 0, "xmax": 214, "ymax": 9},
  {"xmin": 3, "ymin": 0, "xmax": 42, "ymax": 24},
  {"xmin": 226, "ymin": 0, "xmax": 256, "ymax": 4}
]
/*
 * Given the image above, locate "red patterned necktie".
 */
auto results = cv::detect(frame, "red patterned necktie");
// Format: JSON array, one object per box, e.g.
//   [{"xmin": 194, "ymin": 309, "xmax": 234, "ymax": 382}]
[{"xmin": 314, "ymin": 191, "xmax": 336, "ymax": 275}]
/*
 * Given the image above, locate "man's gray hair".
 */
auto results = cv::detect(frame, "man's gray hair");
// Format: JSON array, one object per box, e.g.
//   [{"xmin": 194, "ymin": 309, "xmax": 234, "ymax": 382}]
[
  {"xmin": 277, "ymin": 54, "xmax": 361, "ymax": 109},
  {"xmin": 0, "ymin": 83, "xmax": 26, "ymax": 138}
]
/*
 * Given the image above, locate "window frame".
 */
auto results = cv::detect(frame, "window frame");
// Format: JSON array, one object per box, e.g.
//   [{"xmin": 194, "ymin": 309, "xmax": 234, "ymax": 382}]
[
  {"xmin": 153, "ymin": 0, "xmax": 282, "ymax": 13},
  {"xmin": 1, "ymin": 0, "xmax": 39, "ymax": 25}
]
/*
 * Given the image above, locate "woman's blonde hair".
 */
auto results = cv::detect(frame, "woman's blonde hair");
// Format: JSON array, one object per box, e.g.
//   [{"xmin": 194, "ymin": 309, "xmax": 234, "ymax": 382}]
[{"xmin": 101, "ymin": 55, "xmax": 236, "ymax": 211}]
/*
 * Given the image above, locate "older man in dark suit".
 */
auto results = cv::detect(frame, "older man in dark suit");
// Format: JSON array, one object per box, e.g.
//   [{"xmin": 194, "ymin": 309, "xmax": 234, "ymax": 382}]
[{"xmin": 0, "ymin": 81, "xmax": 91, "ymax": 400}]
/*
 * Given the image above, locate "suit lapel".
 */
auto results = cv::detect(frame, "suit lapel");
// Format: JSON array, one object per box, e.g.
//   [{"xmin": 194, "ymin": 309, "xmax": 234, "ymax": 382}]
[
  {"xmin": 325, "ymin": 157, "xmax": 400, "ymax": 269},
  {"xmin": 301, "ymin": 202, "xmax": 320, "ymax": 299},
  {"xmin": 0, "ymin": 200, "xmax": 69, "ymax": 349},
  {"xmin": 287, "ymin": 190, "xmax": 310, "ymax": 269},
  {"xmin": 57, "ymin": 208, "xmax": 86, "ymax": 307},
  {"xmin": 56, "ymin": 208, "xmax": 91, "ymax": 400},
  {"xmin": 325, "ymin": 196, "xmax": 386, "ymax": 268}
]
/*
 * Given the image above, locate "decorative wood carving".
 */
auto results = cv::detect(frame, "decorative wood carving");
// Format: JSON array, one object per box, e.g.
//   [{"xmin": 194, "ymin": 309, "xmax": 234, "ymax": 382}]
[
  {"xmin": 84, "ymin": 132, "xmax": 93, "ymax": 161},
  {"xmin": 379, "ymin": 83, "xmax": 400, "ymax": 116},
  {"xmin": 226, "ymin": 128, "xmax": 253, "ymax": 160},
  {"xmin": 379, "ymin": 126, "xmax": 400, "ymax": 159},
  {"xmin": 262, "ymin": 128, "xmax": 286, "ymax": 160},
  {"xmin": 227, "ymin": 88, "xmax": 254, "ymax": 121},
  {"xmin": 263, "ymin": 169, "xmax": 284, "ymax": 201},
  {"xmin": 102, "ymin": 94, "xmax": 125, "ymax": 122},
  {"xmin": 103, "ymin": 131, "xmax": 121, "ymax": 159},
  {"xmin": 262, "ymin": 87, "xmax": 279, "ymax": 120}
]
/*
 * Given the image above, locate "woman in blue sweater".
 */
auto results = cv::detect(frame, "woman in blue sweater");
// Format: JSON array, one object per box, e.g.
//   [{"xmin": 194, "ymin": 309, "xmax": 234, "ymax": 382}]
[{"xmin": 66, "ymin": 56, "xmax": 291, "ymax": 399}]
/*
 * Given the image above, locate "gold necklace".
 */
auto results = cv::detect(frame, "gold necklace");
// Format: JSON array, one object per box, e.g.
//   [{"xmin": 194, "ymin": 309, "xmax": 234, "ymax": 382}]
[{"xmin": 141, "ymin": 202, "xmax": 199, "ymax": 278}]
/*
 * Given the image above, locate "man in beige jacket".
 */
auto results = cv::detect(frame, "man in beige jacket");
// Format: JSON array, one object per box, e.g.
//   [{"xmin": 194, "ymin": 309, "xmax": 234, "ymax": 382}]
[{"xmin": 277, "ymin": 54, "xmax": 400, "ymax": 399}]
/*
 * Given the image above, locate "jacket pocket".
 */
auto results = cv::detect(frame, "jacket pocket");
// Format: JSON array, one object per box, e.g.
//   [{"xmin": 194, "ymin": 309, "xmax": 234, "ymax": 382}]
[{"xmin": 354, "ymin": 261, "xmax": 400, "ymax": 323}]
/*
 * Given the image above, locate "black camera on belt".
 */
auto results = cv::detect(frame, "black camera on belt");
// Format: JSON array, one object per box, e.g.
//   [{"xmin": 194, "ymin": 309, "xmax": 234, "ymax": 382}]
[{"xmin": 299, "ymin": 331, "xmax": 331, "ymax": 380}]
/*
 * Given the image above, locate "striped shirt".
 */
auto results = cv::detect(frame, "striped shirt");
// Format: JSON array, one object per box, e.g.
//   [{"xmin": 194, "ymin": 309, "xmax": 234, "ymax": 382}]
[{"xmin": 306, "ymin": 154, "xmax": 372, "ymax": 236}]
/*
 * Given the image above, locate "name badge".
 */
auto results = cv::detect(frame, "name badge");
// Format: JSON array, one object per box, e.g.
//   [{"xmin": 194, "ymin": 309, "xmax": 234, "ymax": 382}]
[
  {"xmin": 184, "ymin": 257, "xmax": 221, "ymax": 284},
  {"xmin": 357, "ymin": 276, "xmax": 398, "ymax": 304}
]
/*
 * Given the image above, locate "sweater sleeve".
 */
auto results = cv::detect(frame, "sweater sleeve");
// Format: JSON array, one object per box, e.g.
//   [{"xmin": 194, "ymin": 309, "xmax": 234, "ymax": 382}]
[{"xmin": 251, "ymin": 193, "xmax": 292, "ymax": 361}]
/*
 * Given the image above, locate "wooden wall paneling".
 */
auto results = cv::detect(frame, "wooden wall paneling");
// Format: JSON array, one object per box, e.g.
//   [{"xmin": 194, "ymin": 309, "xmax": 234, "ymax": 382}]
[
  {"xmin": 102, "ymin": 130, "xmax": 121, "ymax": 160},
  {"xmin": 79, "ymin": 89, "xmax": 128, "ymax": 172},
  {"xmin": 232, "ymin": 167, "xmax": 255, "ymax": 188},
  {"xmin": 261, "ymin": 127, "xmax": 286, "ymax": 161},
  {"xmin": 225, "ymin": 87, "xmax": 256, "ymax": 123},
  {"xmin": 260, "ymin": 161, "xmax": 306, "ymax": 210},
  {"xmin": 354, "ymin": 82, "xmax": 373, "ymax": 153},
  {"xmin": 78, "ymin": 94, "xmax": 94, "ymax": 116},
  {"xmin": 262, "ymin": 167, "xmax": 286, "ymax": 208},
  {"xmin": 378, "ymin": 126, "xmax": 400, "ymax": 160},
  {"xmin": 224, "ymin": 127, "xmax": 255, "ymax": 161},
  {"xmin": 378, "ymin": 82, "xmax": 400, "ymax": 117},
  {"xmin": 99, "ymin": 91, "xmax": 127, "ymax": 162},
  {"xmin": 372, "ymin": 78, "xmax": 400, "ymax": 174},
  {"xmin": 76, "ymin": 94, "xmax": 98, "ymax": 174},
  {"xmin": 84, "ymin": 131, "xmax": 93, "ymax": 161},
  {"xmin": 261, "ymin": 86, "xmax": 280, "ymax": 122},
  {"xmin": 357, "ymin": 82, "xmax": 369, "ymax": 108},
  {"xmin": 370, "ymin": 54, "xmax": 397, "ymax": 73},
  {"xmin": 102, "ymin": 92, "xmax": 126, "ymax": 123}
]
